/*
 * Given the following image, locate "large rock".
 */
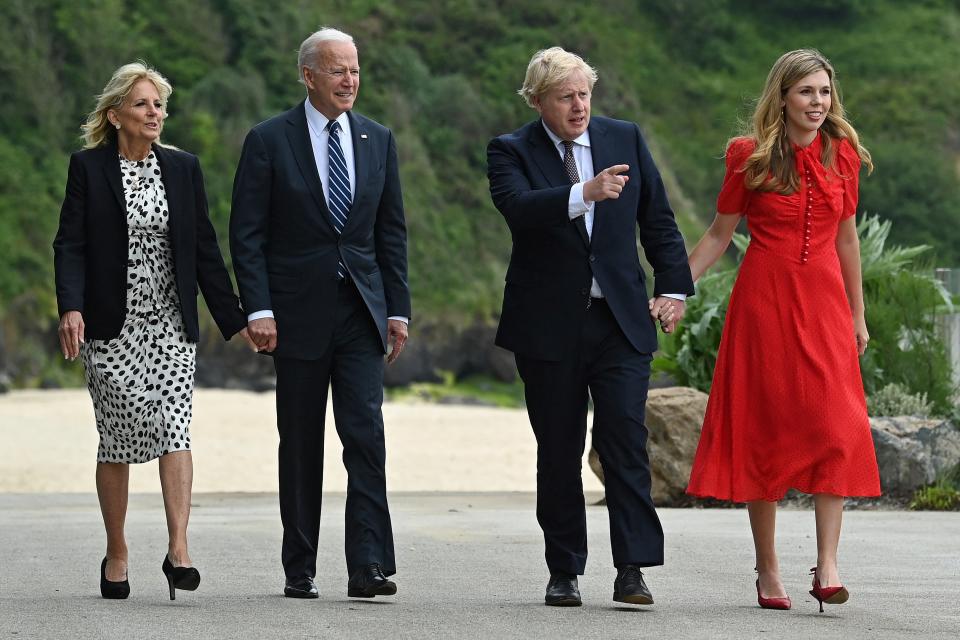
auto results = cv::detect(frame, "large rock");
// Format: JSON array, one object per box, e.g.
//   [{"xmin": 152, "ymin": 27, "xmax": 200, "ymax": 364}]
[
  {"xmin": 588, "ymin": 386, "xmax": 708, "ymax": 505},
  {"xmin": 871, "ymin": 417, "xmax": 960, "ymax": 495},
  {"xmin": 588, "ymin": 406, "xmax": 960, "ymax": 503},
  {"xmin": 383, "ymin": 321, "xmax": 516, "ymax": 387}
]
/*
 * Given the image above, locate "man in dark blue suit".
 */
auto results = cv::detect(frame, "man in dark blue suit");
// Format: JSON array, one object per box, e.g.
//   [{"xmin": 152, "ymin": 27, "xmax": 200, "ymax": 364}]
[
  {"xmin": 230, "ymin": 28, "xmax": 409, "ymax": 600},
  {"xmin": 487, "ymin": 47, "xmax": 694, "ymax": 607}
]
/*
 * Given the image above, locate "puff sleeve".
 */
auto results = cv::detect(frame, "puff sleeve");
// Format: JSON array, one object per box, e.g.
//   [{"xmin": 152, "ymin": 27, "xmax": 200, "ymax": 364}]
[{"xmin": 716, "ymin": 137, "xmax": 755, "ymax": 215}]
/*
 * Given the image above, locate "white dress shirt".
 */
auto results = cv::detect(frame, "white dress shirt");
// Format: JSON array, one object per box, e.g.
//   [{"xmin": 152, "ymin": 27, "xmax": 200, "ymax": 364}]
[
  {"xmin": 248, "ymin": 100, "xmax": 408, "ymax": 324},
  {"xmin": 541, "ymin": 121, "xmax": 685, "ymax": 303}
]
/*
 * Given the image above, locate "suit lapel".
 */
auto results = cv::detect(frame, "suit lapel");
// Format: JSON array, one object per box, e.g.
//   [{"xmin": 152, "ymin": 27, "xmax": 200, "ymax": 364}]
[
  {"xmin": 528, "ymin": 120, "xmax": 569, "ymax": 188},
  {"xmin": 343, "ymin": 111, "xmax": 368, "ymax": 235},
  {"xmin": 100, "ymin": 144, "xmax": 126, "ymax": 213},
  {"xmin": 528, "ymin": 121, "xmax": 590, "ymax": 248},
  {"xmin": 587, "ymin": 119, "xmax": 614, "ymax": 246},
  {"xmin": 284, "ymin": 103, "xmax": 336, "ymax": 233}
]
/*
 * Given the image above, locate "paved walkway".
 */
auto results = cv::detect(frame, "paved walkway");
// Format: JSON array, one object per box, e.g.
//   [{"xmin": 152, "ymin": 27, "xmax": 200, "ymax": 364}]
[{"xmin": 1, "ymin": 493, "xmax": 957, "ymax": 639}]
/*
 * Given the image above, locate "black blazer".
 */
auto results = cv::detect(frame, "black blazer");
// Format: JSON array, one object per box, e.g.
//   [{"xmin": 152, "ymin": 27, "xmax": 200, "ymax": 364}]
[
  {"xmin": 487, "ymin": 117, "xmax": 695, "ymax": 361},
  {"xmin": 229, "ymin": 103, "xmax": 410, "ymax": 359},
  {"xmin": 53, "ymin": 141, "xmax": 246, "ymax": 342}
]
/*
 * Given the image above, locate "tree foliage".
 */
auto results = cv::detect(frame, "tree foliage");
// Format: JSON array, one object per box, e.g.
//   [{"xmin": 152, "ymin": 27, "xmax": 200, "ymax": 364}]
[{"xmin": 0, "ymin": 0, "xmax": 957, "ymax": 386}]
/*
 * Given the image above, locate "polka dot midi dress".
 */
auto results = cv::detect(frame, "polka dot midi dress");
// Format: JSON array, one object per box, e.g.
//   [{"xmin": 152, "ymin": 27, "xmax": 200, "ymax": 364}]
[{"xmin": 81, "ymin": 152, "xmax": 196, "ymax": 463}]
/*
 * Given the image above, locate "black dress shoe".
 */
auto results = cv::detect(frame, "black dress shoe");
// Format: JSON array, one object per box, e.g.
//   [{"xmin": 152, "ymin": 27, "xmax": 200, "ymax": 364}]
[
  {"xmin": 545, "ymin": 573, "xmax": 581, "ymax": 606},
  {"xmin": 347, "ymin": 563, "xmax": 397, "ymax": 598},
  {"xmin": 100, "ymin": 557, "xmax": 130, "ymax": 600},
  {"xmin": 284, "ymin": 577, "xmax": 319, "ymax": 599},
  {"xmin": 613, "ymin": 565, "xmax": 654, "ymax": 605}
]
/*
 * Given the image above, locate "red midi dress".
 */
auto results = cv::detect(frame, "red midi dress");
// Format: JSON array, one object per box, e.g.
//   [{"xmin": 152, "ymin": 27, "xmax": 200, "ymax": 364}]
[{"xmin": 686, "ymin": 133, "xmax": 881, "ymax": 502}]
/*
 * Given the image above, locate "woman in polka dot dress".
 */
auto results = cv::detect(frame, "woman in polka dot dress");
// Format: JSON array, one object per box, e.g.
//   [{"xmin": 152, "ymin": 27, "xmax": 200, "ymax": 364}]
[{"xmin": 54, "ymin": 63, "xmax": 256, "ymax": 599}]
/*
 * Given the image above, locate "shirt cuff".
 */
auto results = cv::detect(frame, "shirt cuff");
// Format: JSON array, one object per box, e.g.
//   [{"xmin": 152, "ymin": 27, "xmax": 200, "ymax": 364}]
[
  {"xmin": 660, "ymin": 293, "xmax": 686, "ymax": 302},
  {"xmin": 567, "ymin": 182, "xmax": 591, "ymax": 219},
  {"xmin": 247, "ymin": 309, "xmax": 274, "ymax": 322},
  {"xmin": 388, "ymin": 316, "xmax": 409, "ymax": 325}
]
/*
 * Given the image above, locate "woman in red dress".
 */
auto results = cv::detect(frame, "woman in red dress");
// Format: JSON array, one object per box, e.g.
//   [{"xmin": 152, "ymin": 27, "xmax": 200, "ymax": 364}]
[{"xmin": 676, "ymin": 49, "xmax": 881, "ymax": 612}]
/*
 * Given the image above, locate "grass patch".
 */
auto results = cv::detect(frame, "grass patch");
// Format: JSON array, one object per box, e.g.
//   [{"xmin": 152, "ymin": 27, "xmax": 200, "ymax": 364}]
[{"xmin": 387, "ymin": 373, "xmax": 525, "ymax": 408}]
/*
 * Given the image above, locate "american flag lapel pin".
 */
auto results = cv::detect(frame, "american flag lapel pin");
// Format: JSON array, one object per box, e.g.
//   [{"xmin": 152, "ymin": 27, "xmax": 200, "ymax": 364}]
[{"xmin": 360, "ymin": 134, "xmax": 368, "ymax": 139}]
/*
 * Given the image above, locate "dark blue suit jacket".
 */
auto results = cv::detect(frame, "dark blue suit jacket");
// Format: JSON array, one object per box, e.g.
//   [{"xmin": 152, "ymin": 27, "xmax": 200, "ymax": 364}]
[
  {"xmin": 487, "ymin": 116, "xmax": 694, "ymax": 361},
  {"xmin": 229, "ymin": 103, "xmax": 410, "ymax": 359}
]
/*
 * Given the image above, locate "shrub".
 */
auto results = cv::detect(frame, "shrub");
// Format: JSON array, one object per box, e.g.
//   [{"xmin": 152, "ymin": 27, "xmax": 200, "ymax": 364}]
[
  {"xmin": 655, "ymin": 215, "xmax": 956, "ymax": 415},
  {"xmin": 909, "ymin": 484, "xmax": 960, "ymax": 511},
  {"xmin": 867, "ymin": 382, "xmax": 933, "ymax": 417},
  {"xmin": 857, "ymin": 215, "xmax": 956, "ymax": 414}
]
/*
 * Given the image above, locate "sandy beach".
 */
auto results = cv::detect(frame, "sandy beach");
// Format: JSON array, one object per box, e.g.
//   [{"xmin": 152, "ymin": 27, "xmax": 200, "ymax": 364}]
[{"xmin": 0, "ymin": 389, "xmax": 603, "ymax": 494}]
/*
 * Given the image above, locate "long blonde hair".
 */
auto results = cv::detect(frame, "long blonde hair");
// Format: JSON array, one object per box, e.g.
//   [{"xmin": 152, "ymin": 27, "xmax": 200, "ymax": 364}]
[
  {"xmin": 738, "ymin": 49, "xmax": 872, "ymax": 194},
  {"xmin": 81, "ymin": 62, "xmax": 173, "ymax": 149}
]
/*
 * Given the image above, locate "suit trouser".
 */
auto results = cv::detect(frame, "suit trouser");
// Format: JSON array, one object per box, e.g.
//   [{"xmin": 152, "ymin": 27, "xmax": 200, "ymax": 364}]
[
  {"xmin": 273, "ymin": 279, "xmax": 395, "ymax": 580},
  {"xmin": 514, "ymin": 297, "xmax": 663, "ymax": 575}
]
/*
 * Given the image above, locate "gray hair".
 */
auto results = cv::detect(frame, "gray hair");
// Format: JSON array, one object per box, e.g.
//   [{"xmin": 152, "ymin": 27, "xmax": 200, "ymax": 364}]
[{"xmin": 297, "ymin": 27, "xmax": 355, "ymax": 84}]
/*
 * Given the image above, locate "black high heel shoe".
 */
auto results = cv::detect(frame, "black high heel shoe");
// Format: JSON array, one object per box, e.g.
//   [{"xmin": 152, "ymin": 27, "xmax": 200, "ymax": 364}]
[
  {"xmin": 100, "ymin": 557, "xmax": 130, "ymax": 599},
  {"xmin": 161, "ymin": 555, "xmax": 200, "ymax": 601}
]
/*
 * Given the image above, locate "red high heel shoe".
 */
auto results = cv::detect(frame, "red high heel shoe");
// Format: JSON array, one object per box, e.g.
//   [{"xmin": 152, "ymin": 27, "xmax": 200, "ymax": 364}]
[
  {"xmin": 809, "ymin": 567, "xmax": 849, "ymax": 613},
  {"xmin": 756, "ymin": 578, "xmax": 792, "ymax": 610}
]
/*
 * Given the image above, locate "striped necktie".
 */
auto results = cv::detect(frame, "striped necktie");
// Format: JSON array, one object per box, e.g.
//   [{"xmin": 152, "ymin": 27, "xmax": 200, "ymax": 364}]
[{"xmin": 326, "ymin": 119, "xmax": 352, "ymax": 279}]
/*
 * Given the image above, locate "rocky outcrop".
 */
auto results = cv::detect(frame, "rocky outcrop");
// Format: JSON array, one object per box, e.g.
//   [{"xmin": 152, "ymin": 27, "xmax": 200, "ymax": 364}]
[
  {"xmin": 587, "ymin": 389, "xmax": 960, "ymax": 504},
  {"xmin": 589, "ymin": 386, "xmax": 709, "ymax": 505},
  {"xmin": 871, "ymin": 417, "xmax": 960, "ymax": 495},
  {"xmin": 383, "ymin": 321, "xmax": 516, "ymax": 387},
  {"xmin": 193, "ymin": 319, "xmax": 517, "ymax": 390}
]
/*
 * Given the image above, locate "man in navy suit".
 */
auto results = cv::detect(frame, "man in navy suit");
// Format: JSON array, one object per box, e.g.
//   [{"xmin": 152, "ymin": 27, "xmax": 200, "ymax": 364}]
[
  {"xmin": 487, "ymin": 47, "xmax": 694, "ymax": 607},
  {"xmin": 230, "ymin": 28, "xmax": 409, "ymax": 600}
]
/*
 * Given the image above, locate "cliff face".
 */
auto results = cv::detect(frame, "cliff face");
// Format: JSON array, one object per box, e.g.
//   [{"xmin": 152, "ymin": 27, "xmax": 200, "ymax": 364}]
[{"xmin": 2, "ymin": 0, "xmax": 958, "ymax": 389}]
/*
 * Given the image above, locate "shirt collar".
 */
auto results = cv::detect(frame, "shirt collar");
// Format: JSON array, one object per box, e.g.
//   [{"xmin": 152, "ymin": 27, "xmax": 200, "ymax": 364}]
[
  {"xmin": 541, "ymin": 120, "xmax": 591, "ymax": 149},
  {"xmin": 304, "ymin": 99, "xmax": 350, "ymax": 138}
]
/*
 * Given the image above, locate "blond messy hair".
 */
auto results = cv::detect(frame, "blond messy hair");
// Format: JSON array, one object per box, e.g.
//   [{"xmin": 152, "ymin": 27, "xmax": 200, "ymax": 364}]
[
  {"xmin": 81, "ymin": 61, "xmax": 173, "ymax": 149},
  {"xmin": 518, "ymin": 46, "xmax": 598, "ymax": 108},
  {"xmin": 738, "ymin": 48, "xmax": 872, "ymax": 194}
]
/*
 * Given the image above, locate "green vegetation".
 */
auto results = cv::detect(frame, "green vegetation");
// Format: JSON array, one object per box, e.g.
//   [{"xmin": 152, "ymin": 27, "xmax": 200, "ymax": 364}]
[
  {"xmin": 386, "ymin": 373, "xmax": 525, "ymax": 408},
  {"xmin": 656, "ymin": 215, "xmax": 957, "ymax": 416},
  {"xmin": 910, "ymin": 485, "xmax": 960, "ymax": 510},
  {"xmin": 867, "ymin": 383, "xmax": 933, "ymax": 418},
  {"xmin": 910, "ymin": 464, "xmax": 960, "ymax": 510},
  {"xmin": 0, "ymin": 0, "xmax": 957, "ymax": 389}
]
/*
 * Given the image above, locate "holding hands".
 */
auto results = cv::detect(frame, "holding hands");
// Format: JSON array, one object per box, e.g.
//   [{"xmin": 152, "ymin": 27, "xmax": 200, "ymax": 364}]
[
  {"xmin": 583, "ymin": 165, "xmax": 629, "ymax": 203},
  {"xmin": 236, "ymin": 327, "xmax": 259, "ymax": 352},
  {"xmin": 648, "ymin": 297, "xmax": 686, "ymax": 334},
  {"xmin": 246, "ymin": 317, "xmax": 278, "ymax": 353}
]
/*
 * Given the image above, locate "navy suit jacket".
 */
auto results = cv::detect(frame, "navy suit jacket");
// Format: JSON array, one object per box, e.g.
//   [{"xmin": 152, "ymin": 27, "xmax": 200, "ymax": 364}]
[
  {"xmin": 487, "ymin": 117, "xmax": 694, "ymax": 361},
  {"xmin": 229, "ymin": 103, "xmax": 410, "ymax": 359},
  {"xmin": 53, "ymin": 141, "xmax": 245, "ymax": 342}
]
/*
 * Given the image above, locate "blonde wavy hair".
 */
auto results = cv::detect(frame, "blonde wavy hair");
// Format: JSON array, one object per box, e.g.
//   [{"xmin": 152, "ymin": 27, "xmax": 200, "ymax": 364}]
[
  {"xmin": 738, "ymin": 49, "xmax": 873, "ymax": 194},
  {"xmin": 81, "ymin": 62, "xmax": 173, "ymax": 149},
  {"xmin": 518, "ymin": 46, "xmax": 598, "ymax": 109}
]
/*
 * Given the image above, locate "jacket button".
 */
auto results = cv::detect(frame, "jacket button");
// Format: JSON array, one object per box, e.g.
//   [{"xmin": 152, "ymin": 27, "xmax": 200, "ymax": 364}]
[
  {"xmin": 580, "ymin": 287, "xmax": 589, "ymax": 295},
  {"xmin": 589, "ymin": 255, "xmax": 597, "ymax": 263}
]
